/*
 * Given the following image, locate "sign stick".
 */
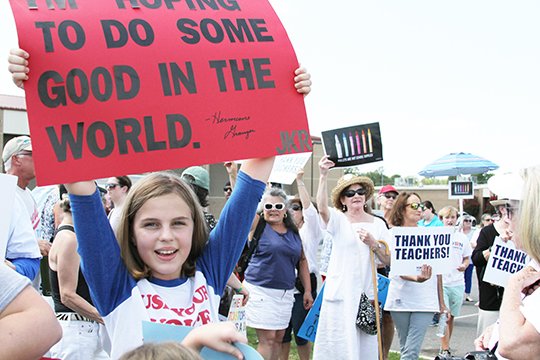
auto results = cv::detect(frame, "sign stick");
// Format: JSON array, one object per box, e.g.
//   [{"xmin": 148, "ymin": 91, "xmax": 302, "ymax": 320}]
[{"xmin": 370, "ymin": 249, "xmax": 383, "ymax": 360}]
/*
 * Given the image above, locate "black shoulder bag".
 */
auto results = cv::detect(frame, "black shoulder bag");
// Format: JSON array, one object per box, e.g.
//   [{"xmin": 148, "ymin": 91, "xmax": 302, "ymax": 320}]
[{"xmin": 237, "ymin": 217, "xmax": 266, "ymax": 275}]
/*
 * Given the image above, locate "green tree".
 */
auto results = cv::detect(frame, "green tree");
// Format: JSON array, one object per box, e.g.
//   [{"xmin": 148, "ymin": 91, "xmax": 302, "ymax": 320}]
[
  {"xmin": 348, "ymin": 168, "xmax": 395, "ymax": 186},
  {"xmin": 421, "ymin": 177, "xmax": 447, "ymax": 185},
  {"xmin": 448, "ymin": 172, "xmax": 495, "ymax": 184},
  {"xmin": 475, "ymin": 172, "xmax": 495, "ymax": 184}
]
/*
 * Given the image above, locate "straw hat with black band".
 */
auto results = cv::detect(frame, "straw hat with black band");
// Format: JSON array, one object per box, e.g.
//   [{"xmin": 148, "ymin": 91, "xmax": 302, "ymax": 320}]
[{"xmin": 331, "ymin": 173, "xmax": 375, "ymax": 211}]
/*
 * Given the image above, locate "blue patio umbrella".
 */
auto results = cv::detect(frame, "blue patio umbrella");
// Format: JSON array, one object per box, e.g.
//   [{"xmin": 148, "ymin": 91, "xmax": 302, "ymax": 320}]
[
  {"xmin": 419, "ymin": 152, "xmax": 499, "ymax": 216},
  {"xmin": 418, "ymin": 152, "xmax": 499, "ymax": 178}
]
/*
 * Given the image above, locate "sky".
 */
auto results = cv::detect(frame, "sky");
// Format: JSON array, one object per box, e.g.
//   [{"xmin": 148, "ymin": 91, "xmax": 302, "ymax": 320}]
[{"xmin": 1, "ymin": 0, "xmax": 539, "ymax": 177}]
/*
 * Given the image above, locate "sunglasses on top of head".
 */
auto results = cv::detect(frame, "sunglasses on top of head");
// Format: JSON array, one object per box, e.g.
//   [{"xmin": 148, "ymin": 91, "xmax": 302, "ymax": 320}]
[
  {"xmin": 343, "ymin": 188, "xmax": 367, "ymax": 198},
  {"xmin": 408, "ymin": 202, "xmax": 425, "ymax": 210},
  {"xmin": 264, "ymin": 203, "xmax": 285, "ymax": 211}
]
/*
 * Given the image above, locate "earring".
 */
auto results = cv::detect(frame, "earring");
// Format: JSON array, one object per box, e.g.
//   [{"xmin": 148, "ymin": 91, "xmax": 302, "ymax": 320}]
[
  {"xmin": 284, "ymin": 212, "xmax": 288, "ymax": 218},
  {"xmin": 342, "ymin": 204, "xmax": 347, "ymax": 212}
]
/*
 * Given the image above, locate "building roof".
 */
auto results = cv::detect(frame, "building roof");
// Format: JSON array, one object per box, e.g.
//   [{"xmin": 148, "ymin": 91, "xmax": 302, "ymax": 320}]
[{"xmin": 0, "ymin": 94, "xmax": 26, "ymax": 111}]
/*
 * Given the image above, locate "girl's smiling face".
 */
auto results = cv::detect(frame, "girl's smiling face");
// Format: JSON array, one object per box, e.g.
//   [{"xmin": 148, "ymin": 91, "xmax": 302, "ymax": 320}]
[{"xmin": 133, "ymin": 193, "xmax": 194, "ymax": 280}]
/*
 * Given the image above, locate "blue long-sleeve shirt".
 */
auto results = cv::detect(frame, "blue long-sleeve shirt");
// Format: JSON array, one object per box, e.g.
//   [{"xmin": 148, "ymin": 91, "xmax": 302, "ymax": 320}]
[{"xmin": 70, "ymin": 171, "xmax": 264, "ymax": 359}]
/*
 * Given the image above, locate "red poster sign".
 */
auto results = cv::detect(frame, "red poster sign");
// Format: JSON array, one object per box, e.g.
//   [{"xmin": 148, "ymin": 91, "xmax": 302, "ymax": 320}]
[{"xmin": 9, "ymin": 0, "xmax": 311, "ymax": 185}]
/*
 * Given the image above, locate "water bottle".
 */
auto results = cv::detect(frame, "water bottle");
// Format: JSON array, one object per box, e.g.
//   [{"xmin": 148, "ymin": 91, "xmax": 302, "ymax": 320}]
[{"xmin": 436, "ymin": 312, "xmax": 447, "ymax": 338}]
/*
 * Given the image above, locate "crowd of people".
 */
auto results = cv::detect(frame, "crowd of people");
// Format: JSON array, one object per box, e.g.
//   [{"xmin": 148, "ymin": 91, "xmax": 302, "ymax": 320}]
[{"xmin": 3, "ymin": 46, "xmax": 540, "ymax": 360}]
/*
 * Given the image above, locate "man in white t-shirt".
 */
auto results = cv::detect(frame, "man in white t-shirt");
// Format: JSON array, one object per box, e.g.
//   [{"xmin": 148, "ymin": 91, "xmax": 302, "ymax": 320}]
[
  {"xmin": 5, "ymin": 195, "xmax": 41, "ymax": 280},
  {"xmin": 438, "ymin": 206, "xmax": 472, "ymax": 357},
  {"xmin": 2, "ymin": 136, "xmax": 44, "ymax": 284},
  {"xmin": 3, "ymin": 136, "xmax": 41, "ymax": 232}
]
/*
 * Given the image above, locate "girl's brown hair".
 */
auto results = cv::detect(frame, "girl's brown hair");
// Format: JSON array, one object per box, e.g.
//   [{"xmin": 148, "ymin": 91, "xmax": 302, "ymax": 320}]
[{"xmin": 116, "ymin": 172, "xmax": 209, "ymax": 280}]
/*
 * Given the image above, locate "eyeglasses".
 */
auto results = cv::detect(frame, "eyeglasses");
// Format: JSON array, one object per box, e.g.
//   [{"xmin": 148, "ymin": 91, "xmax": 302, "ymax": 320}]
[
  {"xmin": 343, "ymin": 188, "xmax": 367, "ymax": 198},
  {"xmin": 407, "ymin": 202, "xmax": 425, "ymax": 210},
  {"xmin": 463, "ymin": 219, "xmax": 472, "ymax": 223},
  {"xmin": 505, "ymin": 204, "xmax": 520, "ymax": 219},
  {"xmin": 264, "ymin": 203, "xmax": 285, "ymax": 211},
  {"xmin": 223, "ymin": 187, "xmax": 232, "ymax": 192},
  {"xmin": 15, "ymin": 151, "xmax": 33, "ymax": 157},
  {"xmin": 290, "ymin": 204, "xmax": 302, "ymax": 211},
  {"xmin": 383, "ymin": 193, "xmax": 397, "ymax": 200},
  {"xmin": 105, "ymin": 183, "xmax": 119, "ymax": 190}
]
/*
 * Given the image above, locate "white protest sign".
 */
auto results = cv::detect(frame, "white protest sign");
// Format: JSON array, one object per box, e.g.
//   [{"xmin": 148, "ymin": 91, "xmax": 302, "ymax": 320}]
[
  {"xmin": 0, "ymin": 174, "xmax": 18, "ymax": 262},
  {"xmin": 227, "ymin": 294, "xmax": 247, "ymax": 336},
  {"xmin": 483, "ymin": 237, "xmax": 529, "ymax": 288},
  {"xmin": 268, "ymin": 152, "xmax": 312, "ymax": 185},
  {"xmin": 390, "ymin": 226, "xmax": 454, "ymax": 275}
]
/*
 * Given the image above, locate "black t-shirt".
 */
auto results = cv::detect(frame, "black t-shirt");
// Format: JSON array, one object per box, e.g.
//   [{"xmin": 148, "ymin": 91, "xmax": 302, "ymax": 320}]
[{"xmin": 471, "ymin": 224, "xmax": 504, "ymax": 311}]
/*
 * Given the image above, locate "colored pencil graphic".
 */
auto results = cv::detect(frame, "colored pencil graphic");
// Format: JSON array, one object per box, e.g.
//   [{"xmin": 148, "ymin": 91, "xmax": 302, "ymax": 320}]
[
  {"xmin": 335, "ymin": 134, "xmax": 343, "ymax": 158},
  {"xmin": 361, "ymin": 130, "xmax": 367, "ymax": 154},
  {"xmin": 342, "ymin": 133, "xmax": 349, "ymax": 157},
  {"xmin": 349, "ymin": 132, "xmax": 355, "ymax": 156},
  {"xmin": 355, "ymin": 130, "xmax": 361, "ymax": 154},
  {"xmin": 368, "ymin": 128, "xmax": 373, "ymax": 153}
]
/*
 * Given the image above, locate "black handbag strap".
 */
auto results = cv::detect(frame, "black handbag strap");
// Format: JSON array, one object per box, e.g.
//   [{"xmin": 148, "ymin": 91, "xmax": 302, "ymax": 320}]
[
  {"xmin": 245, "ymin": 216, "xmax": 266, "ymax": 261},
  {"xmin": 490, "ymin": 341, "xmax": 498, "ymax": 357}
]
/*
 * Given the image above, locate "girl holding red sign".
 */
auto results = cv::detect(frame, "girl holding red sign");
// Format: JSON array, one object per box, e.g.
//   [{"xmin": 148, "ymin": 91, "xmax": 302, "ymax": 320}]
[{"xmin": 8, "ymin": 48, "xmax": 312, "ymax": 359}]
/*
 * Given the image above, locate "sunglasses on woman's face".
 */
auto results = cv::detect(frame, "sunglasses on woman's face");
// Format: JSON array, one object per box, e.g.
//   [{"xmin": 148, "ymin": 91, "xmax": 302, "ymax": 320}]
[
  {"xmin": 290, "ymin": 204, "xmax": 302, "ymax": 211},
  {"xmin": 408, "ymin": 202, "xmax": 425, "ymax": 210},
  {"xmin": 264, "ymin": 203, "xmax": 285, "ymax": 211},
  {"xmin": 343, "ymin": 188, "xmax": 367, "ymax": 198}
]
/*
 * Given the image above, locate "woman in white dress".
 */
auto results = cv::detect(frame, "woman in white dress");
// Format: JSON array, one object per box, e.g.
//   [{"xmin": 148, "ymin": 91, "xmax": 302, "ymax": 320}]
[{"xmin": 313, "ymin": 155, "xmax": 391, "ymax": 360}]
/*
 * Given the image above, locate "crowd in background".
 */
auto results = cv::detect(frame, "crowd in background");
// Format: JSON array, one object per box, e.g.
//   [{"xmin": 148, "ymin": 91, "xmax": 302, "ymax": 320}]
[{"xmin": 3, "ymin": 47, "xmax": 540, "ymax": 360}]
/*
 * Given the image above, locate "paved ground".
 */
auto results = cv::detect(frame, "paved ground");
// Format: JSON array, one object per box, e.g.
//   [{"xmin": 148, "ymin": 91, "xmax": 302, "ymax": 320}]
[{"xmin": 390, "ymin": 272, "xmax": 480, "ymax": 359}]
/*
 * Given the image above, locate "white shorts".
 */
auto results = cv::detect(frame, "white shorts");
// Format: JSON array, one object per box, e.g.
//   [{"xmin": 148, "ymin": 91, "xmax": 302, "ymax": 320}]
[
  {"xmin": 47, "ymin": 319, "xmax": 110, "ymax": 360},
  {"xmin": 244, "ymin": 281, "xmax": 295, "ymax": 330}
]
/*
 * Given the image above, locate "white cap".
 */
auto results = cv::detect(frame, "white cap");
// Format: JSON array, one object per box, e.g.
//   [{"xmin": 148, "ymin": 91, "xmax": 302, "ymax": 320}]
[{"xmin": 487, "ymin": 172, "xmax": 523, "ymax": 202}]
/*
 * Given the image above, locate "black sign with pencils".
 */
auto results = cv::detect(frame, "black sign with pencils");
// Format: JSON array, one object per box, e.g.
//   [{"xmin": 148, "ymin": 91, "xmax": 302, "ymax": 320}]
[
  {"xmin": 321, "ymin": 122, "xmax": 383, "ymax": 168},
  {"xmin": 448, "ymin": 181, "xmax": 474, "ymax": 199}
]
